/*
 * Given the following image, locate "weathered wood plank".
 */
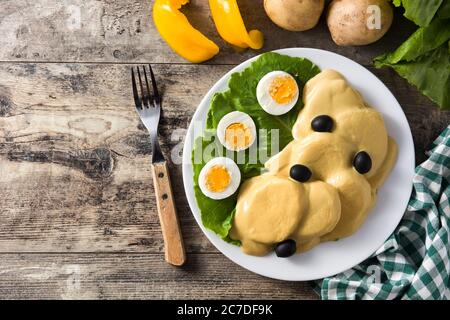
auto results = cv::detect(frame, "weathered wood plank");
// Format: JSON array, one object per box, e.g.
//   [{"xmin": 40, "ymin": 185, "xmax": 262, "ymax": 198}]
[
  {"xmin": 0, "ymin": 63, "xmax": 224, "ymax": 253},
  {"xmin": 0, "ymin": 0, "xmax": 417, "ymax": 66},
  {"xmin": 0, "ymin": 253, "xmax": 318, "ymax": 299},
  {"xmin": 0, "ymin": 63, "xmax": 449, "ymax": 253}
]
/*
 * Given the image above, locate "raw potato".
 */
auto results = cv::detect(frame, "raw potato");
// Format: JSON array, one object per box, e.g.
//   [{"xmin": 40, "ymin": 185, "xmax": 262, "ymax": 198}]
[
  {"xmin": 264, "ymin": 0, "xmax": 325, "ymax": 32},
  {"xmin": 327, "ymin": 0, "xmax": 393, "ymax": 46}
]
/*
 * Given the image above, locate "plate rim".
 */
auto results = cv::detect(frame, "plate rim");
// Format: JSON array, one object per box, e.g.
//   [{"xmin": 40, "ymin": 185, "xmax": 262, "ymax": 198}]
[{"xmin": 181, "ymin": 48, "xmax": 415, "ymax": 281}]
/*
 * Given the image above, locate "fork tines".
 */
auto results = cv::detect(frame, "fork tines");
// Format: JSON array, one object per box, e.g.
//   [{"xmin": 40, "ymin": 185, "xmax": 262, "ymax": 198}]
[{"xmin": 131, "ymin": 64, "xmax": 160, "ymax": 110}]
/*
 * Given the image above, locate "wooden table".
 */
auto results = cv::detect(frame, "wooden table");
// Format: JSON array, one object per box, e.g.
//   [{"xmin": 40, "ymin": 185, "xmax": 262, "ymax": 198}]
[{"xmin": 0, "ymin": 0, "xmax": 448, "ymax": 300}]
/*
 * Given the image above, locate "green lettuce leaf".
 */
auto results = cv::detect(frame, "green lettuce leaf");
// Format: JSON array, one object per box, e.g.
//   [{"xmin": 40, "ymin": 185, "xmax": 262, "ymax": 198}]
[
  {"xmin": 392, "ymin": 0, "xmax": 444, "ymax": 27},
  {"xmin": 376, "ymin": 44, "xmax": 449, "ymax": 109},
  {"xmin": 438, "ymin": 0, "xmax": 450, "ymax": 18},
  {"xmin": 192, "ymin": 52, "xmax": 320, "ymax": 241},
  {"xmin": 374, "ymin": 8, "xmax": 450, "ymax": 109},
  {"xmin": 374, "ymin": 18, "xmax": 450, "ymax": 63}
]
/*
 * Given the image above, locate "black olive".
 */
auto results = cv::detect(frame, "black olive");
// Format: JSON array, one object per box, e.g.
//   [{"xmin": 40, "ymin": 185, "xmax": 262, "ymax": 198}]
[
  {"xmin": 275, "ymin": 239, "xmax": 297, "ymax": 258},
  {"xmin": 353, "ymin": 151, "xmax": 372, "ymax": 174},
  {"xmin": 290, "ymin": 164, "xmax": 312, "ymax": 182},
  {"xmin": 311, "ymin": 115, "xmax": 334, "ymax": 132}
]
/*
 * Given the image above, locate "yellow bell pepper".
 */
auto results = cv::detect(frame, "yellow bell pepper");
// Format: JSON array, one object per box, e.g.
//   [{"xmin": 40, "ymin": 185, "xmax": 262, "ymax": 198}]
[
  {"xmin": 209, "ymin": 0, "xmax": 264, "ymax": 50},
  {"xmin": 153, "ymin": 0, "xmax": 219, "ymax": 63}
]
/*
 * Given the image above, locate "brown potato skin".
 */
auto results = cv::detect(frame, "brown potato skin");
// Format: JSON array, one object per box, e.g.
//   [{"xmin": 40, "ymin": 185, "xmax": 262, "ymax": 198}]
[
  {"xmin": 327, "ymin": 0, "xmax": 393, "ymax": 46},
  {"xmin": 264, "ymin": 0, "xmax": 325, "ymax": 32}
]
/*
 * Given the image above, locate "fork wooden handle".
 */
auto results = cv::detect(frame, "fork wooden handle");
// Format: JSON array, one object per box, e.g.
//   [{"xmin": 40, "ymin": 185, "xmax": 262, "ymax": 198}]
[{"xmin": 151, "ymin": 161, "xmax": 186, "ymax": 266}]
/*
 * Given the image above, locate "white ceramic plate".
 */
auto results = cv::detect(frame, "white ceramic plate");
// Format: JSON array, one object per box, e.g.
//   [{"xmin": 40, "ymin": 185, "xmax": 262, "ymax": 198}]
[{"xmin": 182, "ymin": 48, "xmax": 415, "ymax": 281}]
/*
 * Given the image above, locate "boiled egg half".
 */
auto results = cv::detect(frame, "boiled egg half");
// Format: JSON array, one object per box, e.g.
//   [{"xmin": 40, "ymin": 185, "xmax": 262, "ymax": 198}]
[
  {"xmin": 199, "ymin": 157, "xmax": 241, "ymax": 200},
  {"xmin": 256, "ymin": 71, "xmax": 299, "ymax": 115},
  {"xmin": 217, "ymin": 111, "xmax": 257, "ymax": 152}
]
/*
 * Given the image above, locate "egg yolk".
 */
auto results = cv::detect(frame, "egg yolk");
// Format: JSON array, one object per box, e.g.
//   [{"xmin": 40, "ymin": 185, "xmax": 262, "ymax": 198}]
[
  {"xmin": 269, "ymin": 76, "xmax": 297, "ymax": 104},
  {"xmin": 225, "ymin": 123, "xmax": 252, "ymax": 149},
  {"xmin": 205, "ymin": 165, "xmax": 231, "ymax": 193}
]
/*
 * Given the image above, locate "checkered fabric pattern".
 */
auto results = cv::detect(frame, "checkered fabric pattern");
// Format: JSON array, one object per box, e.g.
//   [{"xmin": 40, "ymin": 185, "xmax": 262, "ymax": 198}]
[{"xmin": 317, "ymin": 125, "xmax": 450, "ymax": 300}]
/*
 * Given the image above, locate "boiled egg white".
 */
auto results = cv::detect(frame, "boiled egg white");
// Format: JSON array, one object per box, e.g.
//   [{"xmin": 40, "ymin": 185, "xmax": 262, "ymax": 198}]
[
  {"xmin": 199, "ymin": 157, "xmax": 241, "ymax": 200},
  {"xmin": 217, "ymin": 111, "xmax": 257, "ymax": 152},
  {"xmin": 256, "ymin": 71, "xmax": 299, "ymax": 115}
]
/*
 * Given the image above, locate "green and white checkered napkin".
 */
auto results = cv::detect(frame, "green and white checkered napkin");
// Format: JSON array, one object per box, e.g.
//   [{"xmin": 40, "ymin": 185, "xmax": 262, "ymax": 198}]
[{"xmin": 317, "ymin": 125, "xmax": 450, "ymax": 300}]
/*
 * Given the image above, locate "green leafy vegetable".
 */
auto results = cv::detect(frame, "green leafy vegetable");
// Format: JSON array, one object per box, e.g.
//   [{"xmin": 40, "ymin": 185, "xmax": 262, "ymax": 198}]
[
  {"xmin": 438, "ymin": 0, "xmax": 450, "ymax": 18},
  {"xmin": 375, "ymin": 1, "xmax": 450, "ymax": 109},
  {"xmin": 192, "ymin": 52, "xmax": 320, "ymax": 241},
  {"xmin": 376, "ymin": 43, "xmax": 449, "ymax": 109},
  {"xmin": 375, "ymin": 18, "xmax": 450, "ymax": 63},
  {"xmin": 392, "ymin": 0, "xmax": 444, "ymax": 27}
]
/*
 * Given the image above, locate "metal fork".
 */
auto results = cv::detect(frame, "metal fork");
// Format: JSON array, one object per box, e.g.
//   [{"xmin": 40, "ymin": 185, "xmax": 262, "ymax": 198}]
[{"xmin": 131, "ymin": 65, "xmax": 186, "ymax": 266}]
